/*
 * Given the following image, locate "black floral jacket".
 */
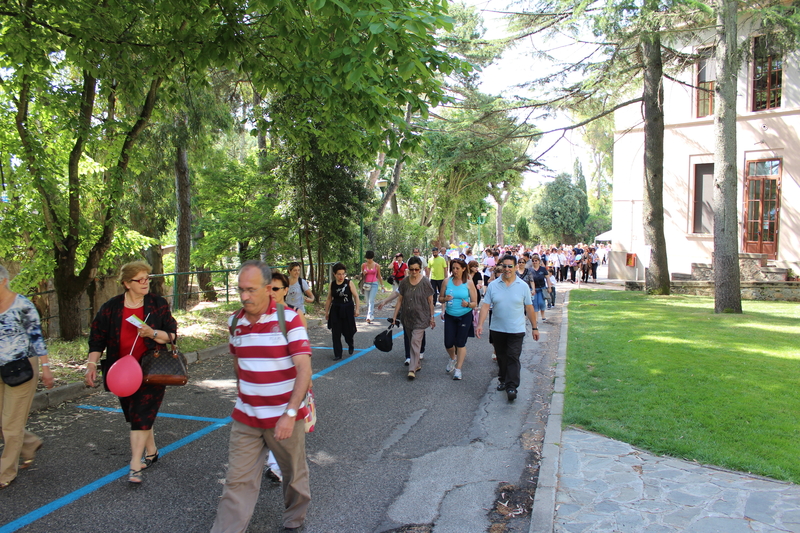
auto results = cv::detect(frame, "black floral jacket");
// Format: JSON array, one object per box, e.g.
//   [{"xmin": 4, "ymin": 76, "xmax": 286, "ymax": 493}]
[{"xmin": 88, "ymin": 293, "xmax": 178, "ymax": 368}]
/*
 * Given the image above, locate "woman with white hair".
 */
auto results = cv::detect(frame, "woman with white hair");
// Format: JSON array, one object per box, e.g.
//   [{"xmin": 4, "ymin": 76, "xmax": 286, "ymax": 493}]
[{"xmin": 0, "ymin": 265, "xmax": 54, "ymax": 489}]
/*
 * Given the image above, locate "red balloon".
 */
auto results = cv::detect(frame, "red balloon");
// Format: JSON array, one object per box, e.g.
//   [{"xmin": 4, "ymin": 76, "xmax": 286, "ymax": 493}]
[{"xmin": 107, "ymin": 355, "xmax": 143, "ymax": 397}]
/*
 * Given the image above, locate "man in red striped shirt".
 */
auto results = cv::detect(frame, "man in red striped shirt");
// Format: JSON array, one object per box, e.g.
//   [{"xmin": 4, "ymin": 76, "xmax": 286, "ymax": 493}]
[{"xmin": 211, "ymin": 261, "xmax": 312, "ymax": 533}]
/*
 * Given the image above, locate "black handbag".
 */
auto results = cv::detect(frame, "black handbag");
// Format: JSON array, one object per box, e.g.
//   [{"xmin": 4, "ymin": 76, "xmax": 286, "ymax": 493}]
[
  {"xmin": 373, "ymin": 322, "xmax": 397, "ymax": 352},
  {"xmin": 140, "ymin": 342, "xmax": 188, "ymax": 386},
  {"xmin": 1, "ymin": 357, "xmax": 34, "ymax": 387}
]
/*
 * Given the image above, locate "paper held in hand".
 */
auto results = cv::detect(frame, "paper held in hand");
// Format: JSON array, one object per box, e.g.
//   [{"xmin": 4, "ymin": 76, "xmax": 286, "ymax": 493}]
[{"xmin": 126, "ymin": 314, "xmax": 146, "ymax": 329}]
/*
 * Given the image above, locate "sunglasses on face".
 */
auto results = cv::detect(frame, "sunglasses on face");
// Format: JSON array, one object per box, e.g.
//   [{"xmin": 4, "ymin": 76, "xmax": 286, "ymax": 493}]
[
  {"xmin": 408, "ymin": 267, "xmax": 421, "ymax": 272},
  {"xmin": 271, "ymin": 286, "xmax": 286, "ymax": 291},
  {"xmin": 501, "ymin": 264, "xmax": 515, "ymax": 269}
]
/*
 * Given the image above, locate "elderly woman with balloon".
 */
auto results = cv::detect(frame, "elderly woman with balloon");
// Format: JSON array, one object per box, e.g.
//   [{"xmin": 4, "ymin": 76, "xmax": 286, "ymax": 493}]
[{"xmin": 84, "ymin": 261, "xmax": 177, "ymax": 485}]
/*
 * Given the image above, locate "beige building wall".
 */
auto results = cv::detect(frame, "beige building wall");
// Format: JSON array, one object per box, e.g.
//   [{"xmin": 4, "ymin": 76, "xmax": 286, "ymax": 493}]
[{"xmin": 610, "ymin": 42, "xmax": 800, "ymax": 280}]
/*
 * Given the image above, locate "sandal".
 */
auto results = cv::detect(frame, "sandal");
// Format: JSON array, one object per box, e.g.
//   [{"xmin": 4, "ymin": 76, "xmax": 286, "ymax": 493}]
[
  {"xmin": 128, "ymin": 469, "xmax": 143, "ymax": 484},
  {"xmin": 142, "ymin": 450, "xmax": 159, "ymax": 469},
  {"xmin": 0, "ymin": 479, "xmax": 13, "ymax": 490},
  {"xmin": 20, "ymin": 442, "xmax": 43, "ymax": 470}
]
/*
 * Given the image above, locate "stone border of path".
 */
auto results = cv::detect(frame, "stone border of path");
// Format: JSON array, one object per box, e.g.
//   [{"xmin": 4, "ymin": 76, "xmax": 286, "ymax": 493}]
[{"xmin": 529, "ymin": 291, "xmax": 569, "ymax": 533}]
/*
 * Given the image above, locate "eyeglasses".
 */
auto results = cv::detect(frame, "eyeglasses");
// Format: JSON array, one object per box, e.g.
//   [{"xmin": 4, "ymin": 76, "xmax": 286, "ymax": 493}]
[
  {"xmin": 236, "ymin": 287, "xmax": 261, "ymax": 295},
  {"xmin": 271, "ymin": 286, "xmax": 286, "ymax": 291},
  {"xmin": 408, "ymin": 267, "xmax": 421, "ymax": 272},
  {"xmin": 130, "ymin": 277, "xmax": 150, "ymax": 284}
]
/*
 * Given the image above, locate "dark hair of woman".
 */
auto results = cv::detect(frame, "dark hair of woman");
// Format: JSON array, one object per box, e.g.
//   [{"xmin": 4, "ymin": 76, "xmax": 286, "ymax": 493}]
[{"xmin": 449, "ymin": 258, "xmax": 469, "ymax": 283}]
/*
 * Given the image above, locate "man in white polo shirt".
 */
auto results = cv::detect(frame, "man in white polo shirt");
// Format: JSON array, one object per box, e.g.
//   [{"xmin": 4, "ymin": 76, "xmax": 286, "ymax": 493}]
[
  {"xmin": 476, "ymin": 255, "xmax": 540, "ymax": 402},
  {"xmin": 211, "ymin": 260, "xmax": 312, "ymax": 533}
]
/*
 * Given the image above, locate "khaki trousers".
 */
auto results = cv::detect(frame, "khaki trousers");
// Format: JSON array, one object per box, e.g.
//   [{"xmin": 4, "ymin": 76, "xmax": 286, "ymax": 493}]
[
  {"xmin": 409, "ymin": 329, "xmax": 426, "ymax": 371},
  {"xmin": 0, "ymin": 357, "xmax": 42, "ymax": 485},
  {"xmin": 211, "ymin": 419, "xmax": 310, "ymax": 532}
]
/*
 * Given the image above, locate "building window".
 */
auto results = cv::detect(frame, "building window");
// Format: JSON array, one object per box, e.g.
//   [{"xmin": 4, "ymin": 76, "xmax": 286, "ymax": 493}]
[
  {"xmin": 752, "ymin": 36, "xmax": 782, "ymax": 111},
  {"xmin": 696, "ymin": 48, "xmax": 715, "ymax": 118},
  {"xmin": 743, "ymin": 159, "xmax": 781, "ymax": 259},
  {"xmin": 693, "ymin": 163, "xmax": 714, "ymax": 234}
]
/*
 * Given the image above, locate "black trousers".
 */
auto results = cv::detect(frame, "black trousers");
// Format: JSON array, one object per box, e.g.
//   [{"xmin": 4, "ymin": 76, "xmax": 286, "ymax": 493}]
[
  {"xmin": 330, "ymin": 320, "xmax": 354, "ymax": 358},
  {"xmin": 430, "ymin": 279, "xmax": 443, "ymax": 301},
  {"xmin": 492, "ymin": 331, "xmax": 525, "ymax": 389}
]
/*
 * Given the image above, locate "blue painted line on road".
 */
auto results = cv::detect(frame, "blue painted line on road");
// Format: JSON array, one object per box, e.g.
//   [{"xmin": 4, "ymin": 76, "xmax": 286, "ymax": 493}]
[
  {"xmin": 0, "ymin": 417, "xmax": 232, "ymax": 533},
  {"xmin": 76, "ymin": 405, "xmax": 229, "ymax": 423}
]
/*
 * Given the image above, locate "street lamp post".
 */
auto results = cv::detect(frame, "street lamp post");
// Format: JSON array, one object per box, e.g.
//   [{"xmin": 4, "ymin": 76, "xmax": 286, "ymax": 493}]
[{"xmin": 466, "ymin": 212, "xmax": 487, "ymax": 249}]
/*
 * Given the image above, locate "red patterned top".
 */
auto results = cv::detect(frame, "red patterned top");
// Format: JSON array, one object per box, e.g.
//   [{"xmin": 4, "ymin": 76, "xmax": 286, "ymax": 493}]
[{"xmin": 120, "ymin": 307, "xmax": 147, "ymax": 361}]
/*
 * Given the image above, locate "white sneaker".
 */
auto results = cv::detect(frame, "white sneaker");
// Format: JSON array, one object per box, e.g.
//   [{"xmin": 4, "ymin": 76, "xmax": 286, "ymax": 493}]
[
  {"xmin": 446, "ymin": 358, "xmax": 456, "ymax": 373},
  {"xmin": 453, "ymin": 369, "xmax": 462, "ymax": 380},
  {"xmin": 420, "ymin": 353, "xmax": 424, "ymax": 360},
  {"xmin": 404, "ymin": 358, "xmax": 411, "ymax": 366}
]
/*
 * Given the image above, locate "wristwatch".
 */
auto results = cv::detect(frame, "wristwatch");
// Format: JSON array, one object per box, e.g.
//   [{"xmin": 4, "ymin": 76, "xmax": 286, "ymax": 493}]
[{"xmin": 284, "ymin": 408, "xmax": 298, "ymax": 418}]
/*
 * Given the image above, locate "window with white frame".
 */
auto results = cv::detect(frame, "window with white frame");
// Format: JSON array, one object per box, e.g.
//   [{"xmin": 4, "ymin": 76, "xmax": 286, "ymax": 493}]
[
  {"xmin": 752, "ymin": 36, "xmax": 782, "ymax": 111},
  {"xmin": 692, "ymin": 163, "xmax": 714, "ymax": 234},
  {"xmin": 696, "ymin": 48, "xmax": 715, "ymax": 118}
]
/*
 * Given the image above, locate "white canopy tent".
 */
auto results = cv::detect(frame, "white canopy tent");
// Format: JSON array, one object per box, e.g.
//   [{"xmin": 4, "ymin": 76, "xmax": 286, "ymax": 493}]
[{"xmin": 594, "ymin": 230, "xmax": 614, "ymax": 242}]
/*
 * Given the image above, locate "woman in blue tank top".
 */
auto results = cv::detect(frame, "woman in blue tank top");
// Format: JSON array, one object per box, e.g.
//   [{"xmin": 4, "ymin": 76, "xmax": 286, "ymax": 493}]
[{"xmin": 439, "ymin": 259, "xmax": 478, "ymax": 381}]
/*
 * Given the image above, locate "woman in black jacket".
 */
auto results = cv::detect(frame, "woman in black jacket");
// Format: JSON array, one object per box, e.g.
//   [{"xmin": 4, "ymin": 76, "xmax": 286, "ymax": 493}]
[{"xmin": 84, "ymin": 261, "xmax": 178, "ymax": 484}]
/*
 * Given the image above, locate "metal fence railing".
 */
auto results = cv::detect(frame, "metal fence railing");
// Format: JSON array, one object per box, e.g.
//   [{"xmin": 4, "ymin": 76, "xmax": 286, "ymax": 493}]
[{"xmin": 26, "ymin": 262, "xmax": 337, "ymax": 338}]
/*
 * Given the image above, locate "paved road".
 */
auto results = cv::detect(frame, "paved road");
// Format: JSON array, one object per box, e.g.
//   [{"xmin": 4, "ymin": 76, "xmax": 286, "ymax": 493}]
[{"xmin": 1, "ymin": 299, "xmax": 561, "ymax": 533}]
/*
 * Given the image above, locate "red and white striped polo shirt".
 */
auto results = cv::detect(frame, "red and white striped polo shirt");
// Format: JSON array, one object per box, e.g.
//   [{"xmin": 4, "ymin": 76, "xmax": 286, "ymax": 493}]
[{"xmin": 228, "ymin": 302, "xmax": 312, "ymax": 429}]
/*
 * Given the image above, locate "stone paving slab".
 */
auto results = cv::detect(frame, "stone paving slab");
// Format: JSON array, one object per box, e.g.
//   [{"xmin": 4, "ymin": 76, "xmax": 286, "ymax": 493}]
[{"xmin": 554, "ymin": 428, "xmax": 800, "ymax": 533}]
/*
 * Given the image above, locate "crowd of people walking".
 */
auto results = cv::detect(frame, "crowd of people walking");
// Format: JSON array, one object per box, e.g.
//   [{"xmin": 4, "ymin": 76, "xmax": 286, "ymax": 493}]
[{"xmin": 0, "ymin": 240, "xmax": 605, "ymax": 532}]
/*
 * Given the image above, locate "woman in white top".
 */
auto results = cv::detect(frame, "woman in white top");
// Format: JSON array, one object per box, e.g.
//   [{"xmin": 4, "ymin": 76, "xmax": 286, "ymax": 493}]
[{"xmin": 286, "ymin": 262, "xmax": 314, "ymax": 315}]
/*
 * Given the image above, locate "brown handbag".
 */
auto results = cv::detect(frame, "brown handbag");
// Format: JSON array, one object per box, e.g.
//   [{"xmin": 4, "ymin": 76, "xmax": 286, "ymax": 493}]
[{"xmin": 140, "ymin": 342, "xmax": 189, "ymax": 386}]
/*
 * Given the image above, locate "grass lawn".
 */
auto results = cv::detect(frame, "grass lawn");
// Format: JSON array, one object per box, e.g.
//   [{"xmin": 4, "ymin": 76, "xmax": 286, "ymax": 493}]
[{"xmin": 566, "ymin": 290, "xmax": 800, "ymax": 483}]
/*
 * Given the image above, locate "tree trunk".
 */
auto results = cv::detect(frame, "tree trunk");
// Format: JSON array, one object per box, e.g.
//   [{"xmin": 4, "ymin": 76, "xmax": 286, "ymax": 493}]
[
  {"xmin": 368, "ymin": 152, "xmax": 386, "ymax": 188},
  {"xmin": 253, "ymin": 91, "xmax": 269, "ymax": 173},
  {"xmin": 28, "ymin": 77, "xmax": 162, "ymax": 339},
  {"xmin": 197, "ymin": 269, "xmax": 217, "ymax": 302},
  {"xmin": 641, "ymin": 33, "xmax": 670, "ymax": 295},
  {"xmin": 437, "ymin": 217, "xmax": 447, "ymax": 248},
  {"xmin": 145, "ymin": 244, "xmax": 166, "ymax": 297},
  {"xmin": 53, "ymin": 255, "xmax": 86, "ymax": 341},
  {"xmin": 374, "ymin": 104, "xmax": 412, "ymax": 219},
  {"xmin": 316, "ymin": 239, "xmax": 324, "ymax": 301},
  {"xmin": 496, "ymin": 201, "xmax": 505, "ymax": 247},
  {"xmin": 238, "ymin": 241, "xmax": 250, "ymax": 263},
  {"xmin": 175, "ymin": 143, "xmax": 192, "ymax": 310},
  {"xmin": 377, "ymin": 154, "xmax": 404, "ymax": 218},
  {"xmin": 713, "ymin": 0, "xmax": 742, "ymax": 313}
]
